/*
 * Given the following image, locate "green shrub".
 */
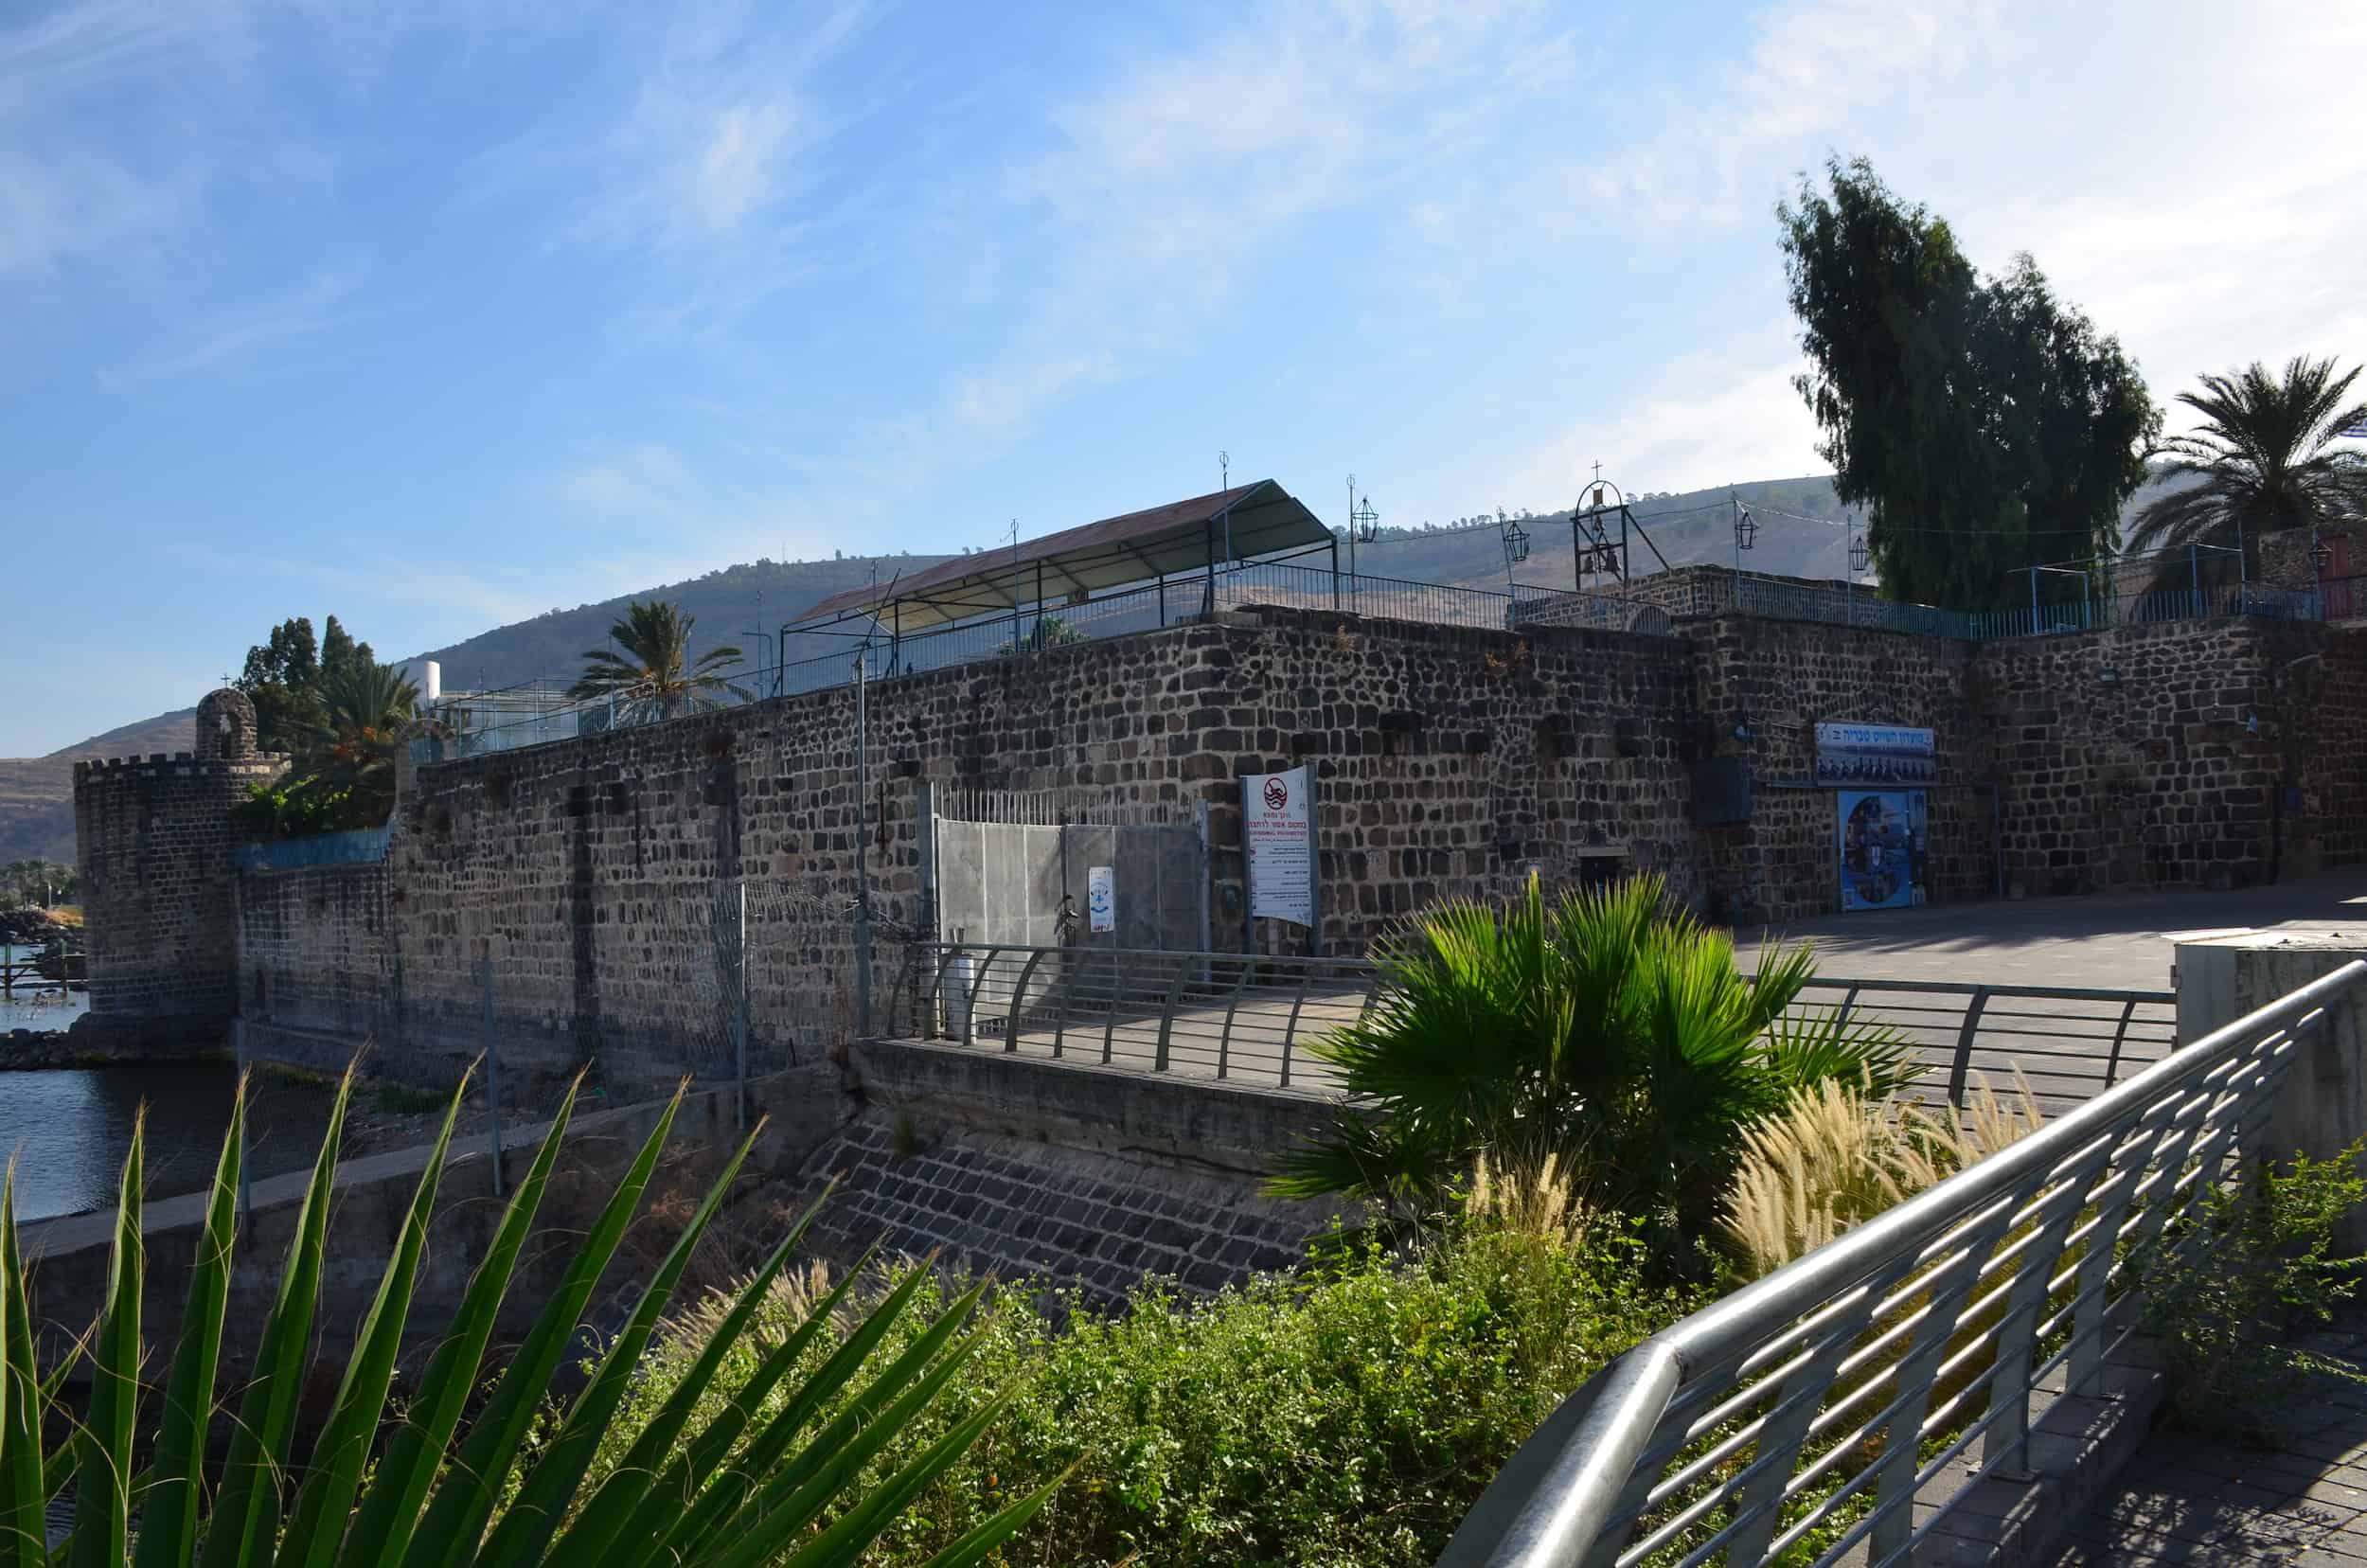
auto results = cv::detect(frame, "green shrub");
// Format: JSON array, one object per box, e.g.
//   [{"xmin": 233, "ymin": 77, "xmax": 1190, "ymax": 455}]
[
  {"xmin": 2141, "ymin": 1138, "xmax": 2367, "ymax": 1434},
  {"xmin": 1272, "ymin": 873, "xmax": 1913, "ymax": 1245},
  {"xmin": 587, "ymin": 1212, "xmax": 1696, "ymax": 1568}
]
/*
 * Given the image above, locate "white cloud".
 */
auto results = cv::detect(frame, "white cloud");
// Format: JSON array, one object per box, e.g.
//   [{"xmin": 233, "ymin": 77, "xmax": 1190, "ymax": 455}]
[
  {"xmin": 1501, "ymin": 347, "xmax": 1824, "ymax": 503},
  {"xmin": 1466, "ymin": 0, "xmax": 2367, "ymax": 503},
  {"xmin": 944, "ymin": 1, "xmax": 1582, "ymax": 444},
  {"xmin": 101, "ymin": 268, "xmax": 361, "ymax": 386}
]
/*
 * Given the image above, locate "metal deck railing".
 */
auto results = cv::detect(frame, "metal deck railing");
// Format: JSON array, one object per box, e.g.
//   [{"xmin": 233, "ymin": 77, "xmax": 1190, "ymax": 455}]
[
  {"xmin": 882, "ymin": 944, "xmax": 2176, "ymax": 1111},
  {"xmin": 1435, "ymin": 959, "xmax": 2367, "ymax": 1568}
]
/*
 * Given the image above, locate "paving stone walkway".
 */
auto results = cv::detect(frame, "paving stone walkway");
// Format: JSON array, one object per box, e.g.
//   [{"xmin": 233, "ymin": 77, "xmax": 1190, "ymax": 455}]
[{"xmin": 2052, "ymin": 1303, "xmax": 2367, "ymax": 1564}]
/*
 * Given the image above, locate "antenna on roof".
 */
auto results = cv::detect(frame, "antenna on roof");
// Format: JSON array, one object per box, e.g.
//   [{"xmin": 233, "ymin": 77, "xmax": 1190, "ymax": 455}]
[{"xmin": 1219, "ymin": 450, "xmax": 1230, "ymax": 490}]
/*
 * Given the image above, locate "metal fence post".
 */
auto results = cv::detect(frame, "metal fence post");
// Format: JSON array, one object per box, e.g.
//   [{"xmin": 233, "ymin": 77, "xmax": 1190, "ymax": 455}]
[
  {"xmin": 479, "ymin": 956, "xmax": 504, "ymax": 1199},
  {"xmin": 734, "ymin": 879, "xmax": 751, "ymax": 1131},
  {"xmin": 1947, "ymin": 986, "xmax": 1991, "ymax": 1107}
]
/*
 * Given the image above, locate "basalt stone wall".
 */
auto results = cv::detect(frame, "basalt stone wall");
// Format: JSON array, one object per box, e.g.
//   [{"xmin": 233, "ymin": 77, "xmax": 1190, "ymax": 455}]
[
  {"xmin": 802, "ymin": 1118, "xmax": 1340, "ymax": 1310},
  {"xmin": 2290, "ymin": 628, "xmax": 2367, "ymax": 875},
  {"xmin": 371, "ymin": 609, "xmax": 1703, "ymax": 1092},
  {"xmin": 1686, "ymin": 615, "xmax": 1993, "ymax": 925},
  {"xmin": 1968, "ymin": 619, "xmax": 2307, "ymax": 896},
  {"xmin": 1189, "ymin": 607, "xmax": 1700, "ymax": 946},
  {"xmin": 73, "ymin": 688, "xmax": 285, "ymax": 1036},
  {"xmin": 801, "ymin": 1038, "xmax": 1360, "ymax": 1308},
  {"xmin": 236, "ymin": 862, "xmax": 397, "ymax": 1070},
  {"xmin": 83, "ymin": 603, "xmax": 2367, "ymax": 1093}
]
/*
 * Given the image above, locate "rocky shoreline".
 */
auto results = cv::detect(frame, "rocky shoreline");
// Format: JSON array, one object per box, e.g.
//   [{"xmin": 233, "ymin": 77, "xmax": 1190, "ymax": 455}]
[
  {"xmin": 1, "ymin": 1012, "xmax": 229, "ymax": 1072},
  {"xmin": 2, "ymin": 1027, "xmax": 84, "ymax": 1068}
]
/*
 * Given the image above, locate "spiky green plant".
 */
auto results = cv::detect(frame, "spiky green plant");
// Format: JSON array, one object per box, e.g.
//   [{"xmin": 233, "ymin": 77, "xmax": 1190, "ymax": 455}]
[
  {"xmin": 1270, "ymin": 873, "xmax": 1915, "ymax": 1239},
  {"xmin": 0, "ymin": 1070, "xmax": 1060, "ymax": 1567}
]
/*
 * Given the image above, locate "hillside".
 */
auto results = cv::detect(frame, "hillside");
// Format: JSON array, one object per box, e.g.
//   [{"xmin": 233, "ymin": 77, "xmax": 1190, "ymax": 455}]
[
  {"xmin": 405, "ymin": 553, "xmax": 962, "ymax": 696},
  {"xmin": 0, "ymin": 473, "xmax": 1885, "ymax": 865},
  {"xmin": 0, "ymin": 707, "xmax": 197, "ymax": 865}
]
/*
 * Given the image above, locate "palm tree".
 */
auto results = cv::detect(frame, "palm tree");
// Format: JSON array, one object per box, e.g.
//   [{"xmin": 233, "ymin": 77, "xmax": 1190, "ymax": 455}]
[
  {"xmin": 2122, "ymin": 356, "xmax": 2367, "ymax": 591},
  {"xmin": 1269, "ymin": 874, "xmax": 1913, "ymax": 1241},
  {"xmin": 570, "ymin": 599, "xmax": 748, "ymax": 722},
  {"xmin": 0, "ymin": 1071, "xmax": 1059, "ymax": 1567},
  {"xmin": 295, "ymin": 658, "xmax": 419, "ymax": 825}
]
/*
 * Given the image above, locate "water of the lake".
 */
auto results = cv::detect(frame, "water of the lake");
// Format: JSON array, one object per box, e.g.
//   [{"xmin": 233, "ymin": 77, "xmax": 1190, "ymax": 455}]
[
  {"xmin": 1, "ymin": 1060, "xmax": 349, "ymax": 1223},
  {"xmin": 3, "ymin": 989, "xmax": 344, "ymax": 1222},
  {"xmin": 0, "ymin": 982, "xmax": 88, "ymax": 1035}
]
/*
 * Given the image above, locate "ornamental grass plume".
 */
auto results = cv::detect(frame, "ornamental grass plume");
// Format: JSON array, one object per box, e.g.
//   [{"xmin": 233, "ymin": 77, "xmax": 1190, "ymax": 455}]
[{"xmin": 1721, "ymin": 1069, "xmax": 2046, "ymax": 1279}]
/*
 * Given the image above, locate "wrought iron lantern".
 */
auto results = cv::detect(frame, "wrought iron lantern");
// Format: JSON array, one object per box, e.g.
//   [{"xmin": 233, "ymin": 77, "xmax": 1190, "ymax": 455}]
[
  {"xmin": 1352, "ymin": 494, "xmax": 1379, "ymax": 544},
  {"xmin": 1503, "ymin": 520, "xmax": 1531, "ymax": 563},
  {"xmin": 1848, "ymin": 532, "xmax": 1870, "ymax": 576},
  {"xmin": 1735, "ymin": 507, "xmax": 1758, "ymax": 552},
  {"xmin": 2312, "ymin": 535, "xmax": 2336, "ymax": 579}
]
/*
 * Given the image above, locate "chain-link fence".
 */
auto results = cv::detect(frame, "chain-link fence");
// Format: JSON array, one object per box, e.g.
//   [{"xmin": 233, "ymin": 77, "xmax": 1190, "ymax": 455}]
[{"xmin": 233, "ymin": 871, "xmax": 891, "ymax": 1199}]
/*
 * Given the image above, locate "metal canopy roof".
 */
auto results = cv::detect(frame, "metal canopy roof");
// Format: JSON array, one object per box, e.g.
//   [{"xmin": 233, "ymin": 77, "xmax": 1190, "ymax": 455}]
[{"xmin": 788, "ymin": 479, "xmax": 1329, "ymax": 633}]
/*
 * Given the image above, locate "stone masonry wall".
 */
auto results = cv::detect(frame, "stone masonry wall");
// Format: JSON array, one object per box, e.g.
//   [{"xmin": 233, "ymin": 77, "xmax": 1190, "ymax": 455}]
[
  {"xmin": 362, "ymin": 608, "xmax": 1700, "ymax": 1094},
  {"xmin": 2289, "ymin": 628, "xmax": 2367, "ymax": 876},
  {"xmin": 237, "ymin": 861, "xmax": 396, "ymax": 1062},
  {"xmin": 802, "ymin": 1117, "xmax": 1340, "ymax": 1310},
  {"xmin": 74, "ymin": 688, "xmax": 285, "ymax": 1035},
  {"xmin": 1969, "ymin": 619, "xmax": 2315, "ymax": 896},
  {"xmin": 1687, "ymin": 614, "xmax": 1991, "ymax": 925},
  {"xmin": 88, "ymin": 601, "xmax": 2367, "ymax": 1097}
]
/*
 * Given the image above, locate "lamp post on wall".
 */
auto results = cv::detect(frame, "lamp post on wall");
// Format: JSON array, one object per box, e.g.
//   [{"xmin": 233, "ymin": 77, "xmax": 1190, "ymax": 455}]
[
  {"xmin": 1846, "ymin": 511, "xmax": 1870, "ymax": 627},
  {"xmin": 2312, "ymin": 531, "xmax": 2334, "ymax": 616},
  {"xmin": 1345, "ymin": 476, "xmax": 1378, "ymax": 611},
  {"xmin": 1731, "ymin": 493, "xmax": 1757, "ymax": 606},
  {"xmin": 1500, "ymin": 514, "xmax": 1530, "ymax": 600}
]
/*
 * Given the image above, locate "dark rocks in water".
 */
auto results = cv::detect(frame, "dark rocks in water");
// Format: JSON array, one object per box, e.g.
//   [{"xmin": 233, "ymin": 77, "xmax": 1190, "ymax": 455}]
[{"xmin": 2, "ymin": 1027, "xmax": 78, "ymax": 1069}]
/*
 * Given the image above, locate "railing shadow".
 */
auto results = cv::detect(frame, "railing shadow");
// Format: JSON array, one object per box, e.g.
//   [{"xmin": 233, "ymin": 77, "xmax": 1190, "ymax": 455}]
[{"xmin": 2054, "ymin": 1303, "xmax": 2367, "ymax": 1564}]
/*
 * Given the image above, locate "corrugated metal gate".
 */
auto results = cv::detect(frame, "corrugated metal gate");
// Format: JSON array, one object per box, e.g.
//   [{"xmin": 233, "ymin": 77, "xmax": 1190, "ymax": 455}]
[{"xmin": 926, "ymin": 789, "xmax": 1209, "ymax": 953}]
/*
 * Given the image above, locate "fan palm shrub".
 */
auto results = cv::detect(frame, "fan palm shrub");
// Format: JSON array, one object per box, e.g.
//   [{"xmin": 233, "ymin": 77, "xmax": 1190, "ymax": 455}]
[
  {"xmin": 2123, "ymin": 355, "xmax": 2367, "ymax": 589},
  {"xmin": 1270, "ymin": 874, "xmax": 1914, "ymax": 1241},
  {"xmin": 569, "ymin": 600, "xmax": 748, "ymax": 723},
  {"xmin": 0, "ymin": 1069, "xmax": 1059, "ymax": 1566}
]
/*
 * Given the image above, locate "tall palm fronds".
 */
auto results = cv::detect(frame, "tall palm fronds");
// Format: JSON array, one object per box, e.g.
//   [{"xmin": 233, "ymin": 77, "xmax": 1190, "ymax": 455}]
[
  {"xmin": 2123, "ymin": 356, "xmax": 2367, "ymax": 588},
  {"xmin": 292, "ymin": 659, "xmax": 418, "ymax": 825},
  {"xmin": 569, "ymin": 599, "xmax": 748, "ymax": 722},
  {"xmin": 1270, "ymin": 874, "xmax": 1914, "ymax": 1240},
  {"xmin": 0, "ymin": 1072, "xmax": 1061, "ymax": 1568}
]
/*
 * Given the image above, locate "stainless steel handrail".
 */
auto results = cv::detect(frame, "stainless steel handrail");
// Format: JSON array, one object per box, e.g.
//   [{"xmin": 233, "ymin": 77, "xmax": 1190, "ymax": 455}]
[{"xmin": 1436, "ymin": 959, "xmax": 2367, "ymax": 1568}]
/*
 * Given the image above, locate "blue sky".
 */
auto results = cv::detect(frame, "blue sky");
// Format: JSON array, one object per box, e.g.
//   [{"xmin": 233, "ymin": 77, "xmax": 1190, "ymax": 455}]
[{"xmin": 5, "ymin": 0, "xmax": 2362, "ymax": 754}]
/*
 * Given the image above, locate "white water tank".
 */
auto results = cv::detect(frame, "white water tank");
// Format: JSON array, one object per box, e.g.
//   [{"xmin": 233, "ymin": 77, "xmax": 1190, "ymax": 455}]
[{"xmin": 421, "ymin": 660, "xmax": 441, "ymax": 704}]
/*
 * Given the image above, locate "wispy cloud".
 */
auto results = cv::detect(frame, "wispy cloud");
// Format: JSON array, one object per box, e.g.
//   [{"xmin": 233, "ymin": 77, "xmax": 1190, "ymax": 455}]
[
  {"xmin": 932, "ymin": 1, "xmax": 1583, "ymax": 446},
  {"xmin": 1500, "ymin": 339, "xmax": 1824, "ymax": 503},
  {"xmin": 100, "ymin": 268, "xmax": 362, "ymax": 386}
]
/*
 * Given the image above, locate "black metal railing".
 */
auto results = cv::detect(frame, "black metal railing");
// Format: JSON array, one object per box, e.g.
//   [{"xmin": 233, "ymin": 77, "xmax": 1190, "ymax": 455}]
[{"xmin": 883, "ymin": 944, "xmax": 2177, "ymax": 1110}]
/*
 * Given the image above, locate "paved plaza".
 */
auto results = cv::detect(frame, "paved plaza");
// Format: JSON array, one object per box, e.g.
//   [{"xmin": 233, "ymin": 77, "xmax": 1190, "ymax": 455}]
[
  {"xmin": 1737, "ymin": 868, "xmax": 2367, "ymax": 991},
  {"xmin": 2052, "ymin": 1300, "xmax": 2367, "ymax": 1566}
]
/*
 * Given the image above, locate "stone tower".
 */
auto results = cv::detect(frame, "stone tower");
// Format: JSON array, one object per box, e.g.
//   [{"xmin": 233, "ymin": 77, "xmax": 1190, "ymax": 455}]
[{"xmin": 73, "ymin": 688, "xmax": 286, "ymax": 1041}]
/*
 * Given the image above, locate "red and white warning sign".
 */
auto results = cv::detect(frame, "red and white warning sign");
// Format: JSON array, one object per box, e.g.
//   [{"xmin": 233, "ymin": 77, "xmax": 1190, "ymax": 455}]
[{"xmin": 1241, "ymin": 765, "xmax": 1314, "ymax": 927}]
